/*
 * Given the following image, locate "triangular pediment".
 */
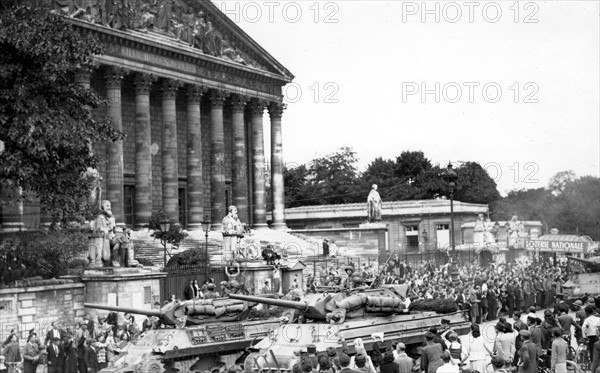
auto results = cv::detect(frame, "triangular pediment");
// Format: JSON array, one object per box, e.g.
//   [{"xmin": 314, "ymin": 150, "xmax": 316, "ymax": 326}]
[{"xmin": 49, "ymin": 0, "xmax": 293, "ymax": 81}]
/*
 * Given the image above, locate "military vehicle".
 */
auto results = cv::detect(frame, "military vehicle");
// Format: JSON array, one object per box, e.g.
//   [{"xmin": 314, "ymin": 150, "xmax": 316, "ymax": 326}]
[
  {"xmin": 85, "ymin": 297, "xmax": 282, "ymax": 373},
  {"xmin": 562, "ymin": 256, "xmax": 600, "ymax": 309},
  {"xmin": 229, "ymin": 285, "xmax": 471, "ymax": 372}
]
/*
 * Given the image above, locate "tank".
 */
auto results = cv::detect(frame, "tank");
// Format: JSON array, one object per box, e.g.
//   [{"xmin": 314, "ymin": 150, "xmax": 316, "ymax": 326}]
[
  {"xmin": 84, "ymin": 297, "xmax": 282, "ymax": 373},
  {"xmin": 229, "ymin": 285, "xmax": 471, "ymax": 372},
  {"xmin": 562, "ymin": 256, "xmax": 600, "ymax": 309}
]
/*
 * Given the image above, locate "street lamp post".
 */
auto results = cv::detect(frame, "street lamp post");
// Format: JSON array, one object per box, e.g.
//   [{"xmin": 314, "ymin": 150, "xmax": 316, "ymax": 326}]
[
  {"xmin": 201, "ymin": 220, "xmax": 212, "ymax": 280},
  {"xmin": 441, "ymin": 162, "xmax": 459, "ymax": 283},
  {"xmin": 159, "ymin": 219, "xmax": 171, "ymax": 302}
]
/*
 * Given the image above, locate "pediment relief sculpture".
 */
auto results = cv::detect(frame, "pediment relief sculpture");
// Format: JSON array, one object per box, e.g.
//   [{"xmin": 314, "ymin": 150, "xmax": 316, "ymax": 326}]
[{"xmin": 49, "ymin": 0, "xmax": 268, "ymax": 71}]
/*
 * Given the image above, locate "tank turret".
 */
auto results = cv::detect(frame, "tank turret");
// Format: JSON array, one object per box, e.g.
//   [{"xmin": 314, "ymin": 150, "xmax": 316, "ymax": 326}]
[
  {"xmin": 230, "ymin": 286, "xmax": 408, "ymax": 323},
  {"xmin": 85, "ymin": 296, "xmax": 257, "ymax": 327}
]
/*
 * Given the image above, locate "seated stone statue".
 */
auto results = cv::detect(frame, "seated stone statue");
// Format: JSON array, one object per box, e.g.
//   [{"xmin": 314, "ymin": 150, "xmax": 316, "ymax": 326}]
[{"xmin": 111, "ymin": 228, "xmax": 141, "ymax": 267}]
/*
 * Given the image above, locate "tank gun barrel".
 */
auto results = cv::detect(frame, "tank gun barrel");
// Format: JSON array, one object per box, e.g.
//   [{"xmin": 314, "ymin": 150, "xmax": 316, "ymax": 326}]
[
  {"xmin": 84, "ymin": 303, "xmax": 162, "ymax": 317},
  {"xmin": 228, "ymin": 294, "xmax": 309, "ymax": 311}
]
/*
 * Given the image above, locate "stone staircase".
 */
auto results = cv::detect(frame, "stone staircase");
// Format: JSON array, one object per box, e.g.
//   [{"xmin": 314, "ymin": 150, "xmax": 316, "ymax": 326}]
[{"xmin": 132, "ymin": 236, "xmax": 223, "ymax": 266}]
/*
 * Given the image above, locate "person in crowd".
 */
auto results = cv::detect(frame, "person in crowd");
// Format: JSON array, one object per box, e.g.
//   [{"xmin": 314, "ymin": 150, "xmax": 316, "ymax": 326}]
[
  {"xmin": 260, "ymin": 280, "xmax": 272, "ymax": 295},
  {"xmin": 338, "ymin": 353, "xmax": 361, "ymax": 373},
  {"xmin": 517, "ymin": 330, "xmax": 537, "ymax": 373},
  {"xmin": 46, "ymin": 337, "xmax": 64, "ymax": 373},
  {"xmin": 23, "ymin": 331, "xmax": 40, "ymax": 373},
  {"xmin": 461, "ymin": 324, "xmax": 491, "ymax": 373},
  {"xmin": 394, "ymin": 342, "xmax": 414, "ymax": 373},
  {"xmin": 193, "ymin": 279, "xmax": 203, "ymax": 299},
  {"xmin": 513, "ymin": 311, "xmax": 528, "ymax": 332},
  {"xmin": 590, "ymin": 337, "xmax": 600, "ymax": 373},
  {"xmin": 2, "ymin": 334, "xmax": 21, "ymax": 373},
  {"xmin": 84, "ymin": 339, "xmax": 99, "ymax": 373},
  {"xmin": 95, "ymin": 335, "xmax": 108, "ymax": 370},
  {"xmin": 582, "ymin": 305, "xmax": 600, "ymax": 362},
  {"xmin": 183, "ymin": 279, "xmax": 195, "ymax": 300},
  {"xmin": 105, "ymin": 329, "xmax": 118, "ymax": 363},
  {"xmin": 45, "ymin": 322, "xmax": 62, "ymax": 347},
  {"xmin": 63, "ymin": 333, "xmax": 78, "ymax": 373},
  {"xmin": 550, "ymin": 327, "xmax": 568, "ymax": 373},
  {"xmin": 436, "ymin": 351, "xmax": 458, "ymax": 373},
  {"xmin": 379, "ymin": 351, "xmax": 399, "ymax": 373},
  {"xmin": 421, "ymin": 332, "xmax": 443, "ymax": 373}
]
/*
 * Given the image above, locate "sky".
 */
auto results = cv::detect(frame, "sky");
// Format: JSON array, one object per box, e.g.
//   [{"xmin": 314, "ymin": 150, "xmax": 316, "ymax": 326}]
[{"xmin": 217, "ymin": 0, "xmax": 600, "ymax": 195}]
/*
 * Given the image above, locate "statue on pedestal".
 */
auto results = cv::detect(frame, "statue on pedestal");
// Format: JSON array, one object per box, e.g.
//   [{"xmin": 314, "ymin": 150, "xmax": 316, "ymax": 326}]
[
  {"xmin": 89, "ymin": 200, "xmax": 116, "ymax": 267},
  {"xmin": 473, "ymin": 213, "xmax": 486, "ymax": 247},
  {"xmin": 222, "ymin": 205, "xmax": 244, "ymax": 262},
  {"xmin": 367, "ymin": 184, "xmax": 382, "ymax": 223}
]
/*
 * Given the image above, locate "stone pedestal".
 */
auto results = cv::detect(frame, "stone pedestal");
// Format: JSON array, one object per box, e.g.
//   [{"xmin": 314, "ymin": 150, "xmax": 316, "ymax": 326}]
[
  {"xmin": 81, "ymin": 268, "xmax": 165, "ymax": 324},
  {"xmin": 226, "ymin": 262, "xmax": 287, "ymax": 296}
]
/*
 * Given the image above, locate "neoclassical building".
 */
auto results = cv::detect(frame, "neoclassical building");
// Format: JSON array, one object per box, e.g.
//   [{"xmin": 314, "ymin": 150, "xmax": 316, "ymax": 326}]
[{"xmin": 2, "ymin": 0, "xmax": 293, "ymax": 232}]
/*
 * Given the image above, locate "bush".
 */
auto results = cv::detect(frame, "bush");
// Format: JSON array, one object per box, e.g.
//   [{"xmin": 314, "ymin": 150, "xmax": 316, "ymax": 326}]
[
  {"xmin": 136, "ymin": 258, "xmax": 154, "ymax": 267},
  {"xmin": 408, "ymin": 299, "xmax": 458, "ymax": 314},
  {"xmin": 166, "ymin": 247, "xmax": 209, "ymax": 267},
  {"xmin": 0, "ymin": 228, "xmax": 88, "ymax": 285}
]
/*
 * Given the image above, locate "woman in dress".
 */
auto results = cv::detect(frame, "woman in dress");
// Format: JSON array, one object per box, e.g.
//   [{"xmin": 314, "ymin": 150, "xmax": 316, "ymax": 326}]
[{"xmin": 461, "ymin": 324, "xmax": 492, "ymax": 373}]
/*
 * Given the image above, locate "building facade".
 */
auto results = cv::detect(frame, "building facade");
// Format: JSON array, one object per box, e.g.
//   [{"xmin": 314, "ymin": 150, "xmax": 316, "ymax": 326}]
[
  {"xmin": 285, "ymin": 199, "xmax": 489, "ymax": 254},
  {"xmin": 1, "ymin": 0, "xmax": 293, "ymax": 232}
]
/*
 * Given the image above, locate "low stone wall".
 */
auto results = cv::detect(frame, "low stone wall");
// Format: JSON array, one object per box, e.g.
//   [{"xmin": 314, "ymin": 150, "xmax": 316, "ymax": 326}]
[{"xmin": 0, "ymin": 281, "xmax": 85, "ymax": 343}]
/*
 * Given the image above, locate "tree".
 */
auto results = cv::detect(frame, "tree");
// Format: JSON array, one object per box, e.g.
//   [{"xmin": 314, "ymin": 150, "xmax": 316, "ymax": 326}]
[
  {"xmin": 491, "ymin": 187, "xmax": 555, "ymax": 231},
  {"xmin": 453, "ymin": 162, "xmax": 501, "ymax": 205},
  {"xmin": 0, "ymin": 1, "xmax": 123, "ymax": 223},
  {"xmin": 284, "ymin": 163, "xmax": 309, "ymax": 208},
  {"xmin": 361, "ymin": 157, "xmax": 398, "ymax": 200},
  {"xmin": 291, "ymin": 147, "xmax": 363, "ymax": 206},
  {"xmin": 548, "ymin": 170, "xmax": 577, "ymax": 196},
  {"xmin": 552, "ymin": 176, "xmax": 600, "ymax": 239}
]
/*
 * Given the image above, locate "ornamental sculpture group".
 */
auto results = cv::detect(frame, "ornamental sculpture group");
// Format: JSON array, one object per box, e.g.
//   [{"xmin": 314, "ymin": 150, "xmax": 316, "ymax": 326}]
[
  {"xmin": 84, "ymin": 167, "xmax": 140, "ymax": 268},
  {"xmin": 50, "ymin": 0, "xmax": 265, "ymax": 70}
]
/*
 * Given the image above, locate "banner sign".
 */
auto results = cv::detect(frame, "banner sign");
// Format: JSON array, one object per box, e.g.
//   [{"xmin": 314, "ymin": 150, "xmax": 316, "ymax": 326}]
[{"xmin": 525, "ymin": 239, "xmax": 589, "ymax": 253}]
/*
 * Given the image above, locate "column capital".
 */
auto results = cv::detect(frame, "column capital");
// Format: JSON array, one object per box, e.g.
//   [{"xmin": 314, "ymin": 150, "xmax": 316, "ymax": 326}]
[
  {"xmin": 104, "ymin": 66, "xmax": 125, "ymax": 89},
  {"xmin": 268, "ymin": 102, "xmax": 287, "ymax": 119},
  {"xmin": 187, "ymin": 85, "xmax": 208, "ymax": 104},
  {"xmin": 161, "ymin": 79, "xmax": 182, "ymax": 100},
  {"xmin": 249, "ymin": 98, "xmax": 268, "ymax": 117},
  {"xmin": 134, "ymin": 73, "xmax": 156, "ymax": 95},
  {"xmin": 208, "ymin": 89, "xmax": 229, "ymax": 108},
  {"xmin": 230, "ymin": 94, "xmax": 250, "ymax": 112}
]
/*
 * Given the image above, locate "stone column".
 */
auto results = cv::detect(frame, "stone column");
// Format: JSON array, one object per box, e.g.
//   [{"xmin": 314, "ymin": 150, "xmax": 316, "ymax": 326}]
[
  {"xmin": 134, "ymin": 73, "xmax": 154, "ymax": 229},
  {"xmin": 249, "ymin": 99, "xmax": 268, "ymax": 229},
  {"xmin": 269, "ymin": 102, "xmax": 287, "ymax": 230},
  {"xmin": 161, "ymin": 79, "xmax": 180, "ymax": 222},
  {"xmin": 186, "ymin": 85, "xmax": 206, "ymax": 230},
  {"xmin": 104, "ymin": 67, "xmax": 125, "ymax": 226},
  {"xmin": 208, "ymin": 89, "xmax": 228, "ymax": 230},
  {"xmin": 230, "ymin": 94, "xmax": 250, "ymax": 224}
]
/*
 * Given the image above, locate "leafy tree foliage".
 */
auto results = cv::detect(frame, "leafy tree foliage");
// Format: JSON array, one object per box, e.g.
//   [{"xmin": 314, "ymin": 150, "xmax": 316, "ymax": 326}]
[
  {"xmin": 300, "ymin": 147, "xmax": 364, "ymax": 206},
  {"xmin": 0, "ymin": 1, "xmax": 123, "ymax": 223},
  {"xmin": 284, "ymin": 149, "xmax": 501, "ymax": 207},
  {"xmin": 149, "ymin": 210, "xmax": 189, "ymax": 248},
  {"xmin": 453, "ymin": 162, "xmax": 501, "ymax": 204},
  {"xmin": 492, "ymin": 173, "xmax": 600, "ymax": 240},
  {"xmin": 0, "ymin": 229, "xmax": 88, "ymax": 285}
]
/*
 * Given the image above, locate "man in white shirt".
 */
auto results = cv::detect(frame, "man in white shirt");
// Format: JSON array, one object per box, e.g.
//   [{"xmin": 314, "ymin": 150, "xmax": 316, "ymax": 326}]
[
  {"xmin": 436, "ymin": 351, "xmax": 459, "ymax": 373},
  {"xmin": 582, "ymin": 305, "xmax": 600, "ymax": 362}
]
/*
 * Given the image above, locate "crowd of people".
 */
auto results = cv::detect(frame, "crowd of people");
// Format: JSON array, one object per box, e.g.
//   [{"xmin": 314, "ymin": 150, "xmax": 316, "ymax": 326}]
[
  {"xmin": 287, "ymin": 300, "xmax": 600, "ymax": 373},
  {"xmin": 0, "ymin": 312, "xmax": 146, "ymax": 373}
]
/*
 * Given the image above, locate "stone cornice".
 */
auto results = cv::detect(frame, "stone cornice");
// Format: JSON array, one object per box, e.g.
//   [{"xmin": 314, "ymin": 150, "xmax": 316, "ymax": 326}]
[{"xmin": 72, "ymin": 19, "xmax": 291, "ymax": 90}]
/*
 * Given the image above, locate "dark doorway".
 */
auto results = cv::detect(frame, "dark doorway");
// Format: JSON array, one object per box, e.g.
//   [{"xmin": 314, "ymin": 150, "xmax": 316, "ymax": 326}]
[
  {"xmin": 480, "ymin": 251, "xmax": 493, "ymax": 267},
  {"xmin": 178, "ymin": 187, "xmax": 187, "ymax": 228},
  {"xmin": 124, "ymin": 185, "xmax": 135, "ymax": 227}
]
